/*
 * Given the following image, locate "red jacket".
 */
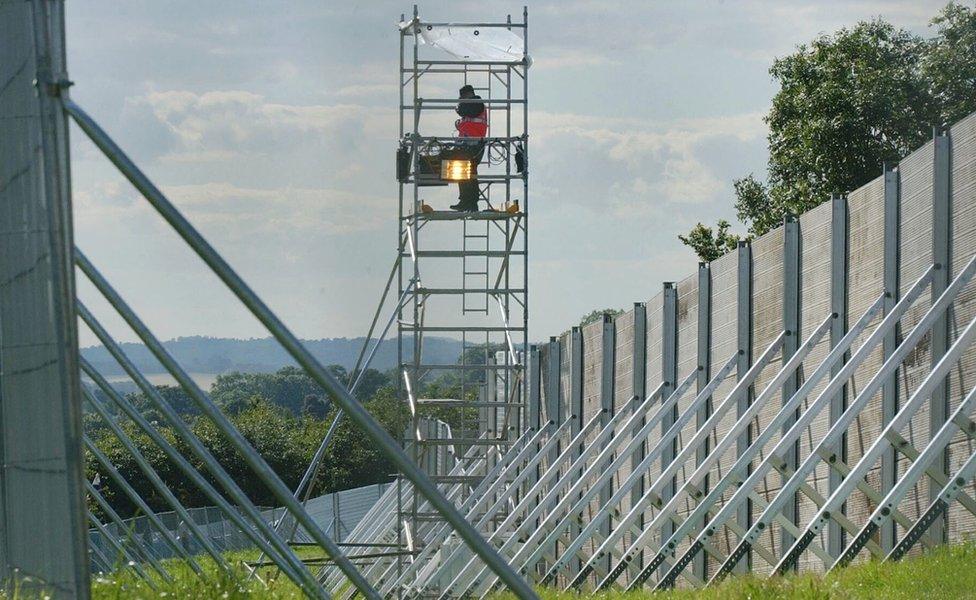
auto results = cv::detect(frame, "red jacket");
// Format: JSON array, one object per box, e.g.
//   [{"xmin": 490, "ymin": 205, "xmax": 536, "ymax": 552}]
[
  {"xmin": 456, "ymin": 110, "xmax": 488, "ymax": 137},
  {"xmin": 456, "ymin": 96, "xmax": 488, "ymax": 138}
]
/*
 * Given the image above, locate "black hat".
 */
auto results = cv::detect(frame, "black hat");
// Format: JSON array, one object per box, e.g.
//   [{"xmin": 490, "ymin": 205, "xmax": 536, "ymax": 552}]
[{"xmin": 459, "ymin": 84, "xmax": 475, "ymax": 96}]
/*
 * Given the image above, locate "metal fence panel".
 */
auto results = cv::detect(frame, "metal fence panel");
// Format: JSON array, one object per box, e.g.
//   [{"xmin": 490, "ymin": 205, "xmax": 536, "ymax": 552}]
[{"xmin": 0, "ymin": 1, "xmax": 89, "ymax": 595}]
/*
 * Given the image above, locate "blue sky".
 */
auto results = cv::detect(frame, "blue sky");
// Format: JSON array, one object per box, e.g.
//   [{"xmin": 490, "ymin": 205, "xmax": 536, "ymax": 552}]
[{"xmin": 67, "ymin": 0, "xmax": 948, "ymax": 344}]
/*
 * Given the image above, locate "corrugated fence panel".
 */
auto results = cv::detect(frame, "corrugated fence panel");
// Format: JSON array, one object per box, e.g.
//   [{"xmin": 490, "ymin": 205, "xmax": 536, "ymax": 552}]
[
  {"xmin": 672, "ymin": 272, "xmax": 699, "ymax": 562},
  {"xmin": 614, "ymin": 309, "xmax": 636, "ymax": 521},
  {"xmin": 558, "ymin": 333, "xmax": 571, "ymax": 477},
  {"xmin": 615, "ymin": 310, "xmax": 636, "ymax": 413},
  {"xmin": 643, "ymin": 292, "xmax": 665, "ymax": 528},
  {"xmin": 947, "ymin": 112, "xmax": 976, "ymax": 543},
  {"xmin": 516, "ymin": 111, "xmax": 976, "ymax": 584},
  {"xmin": 895, "ymin": 139, "xmax": 936, "ymax": 543},
  {"xmin": 704, "ymin": 249, "xmax": 740, "ymax": 572},
  {"xmin": 579, "ymin": 320, "xmax": 603, "ymax": 541},
  {"xmin": 582, "ymin": 320, "xmax": 603, "ymax": 439},
  {"xmin": 796, "ymin": 200, "xmax": 836, "ymax": 572},
  {"xmin": 749, "ymin": 226, "xmax": 786, "ymax": 573},
  {"xmin": 840, "ymin": 174, "xmax": 887, "ymax": 564}
]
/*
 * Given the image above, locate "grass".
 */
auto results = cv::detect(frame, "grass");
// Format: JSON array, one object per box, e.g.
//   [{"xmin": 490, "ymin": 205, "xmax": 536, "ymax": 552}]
[
  {"xmin": 500, "ymin": 541, "xmax": 976, "ymax": 600},
  {"xmin": 88, "ymin": 551, "xmax": 307, "ymax": 599},
  {"xmin": 5, "ymin": 541, "xmax": 976, "ymax": 598}
]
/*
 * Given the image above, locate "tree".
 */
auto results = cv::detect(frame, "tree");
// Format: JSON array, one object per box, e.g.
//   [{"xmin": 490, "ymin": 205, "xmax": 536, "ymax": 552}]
[
  {"xmin": 346, "ymin": 367, "xmax": 391, "ymax": 402},
  {"xmin": 732, "ymin": 175, "xmax": 775, "ymax": 239},
  {"xmin": 681, "ymin": 3, "xmax": 976, "ymax": 256},
  {"xmin": 85, "ymin": 394, "xmax": 403, "ymax": 519},
  {"xmin": 424, "ymin": 343, "xmax": 506, "ymax": 393},
  {"xmin": 302, "ymin": 394, "xmax": 330, "ymax": 419},
  {"xmin": 923, "ymin": 3, "xmax": 976, "ymax": 125},
  {"xmin": 578, "ymin": 308, "xmax": 623, "ymax": 328},
  {"xmin": 559, "ymin": 308, "xmax": 625, "ymax": 338},
  {"xmin": 125, "ymin": 384, "xmax": 199, "ymax": 422},
  {"xmin": 312, "ymin": 385, "xmax": 402, "ymax": 493},
  {"xmin": 761, "ymin": 19, "xmax": 935, "ymax": 225},
  {"xmin": 86, "ymin": 372, "xmax": 406, "ymax": 519},
  {"xmin": 677, "ymin": 219, "xmax": 741, "ymax": 262},
  {"xmin": 210, "ymin": 366, "xmax": 326, "ymax": 415}
]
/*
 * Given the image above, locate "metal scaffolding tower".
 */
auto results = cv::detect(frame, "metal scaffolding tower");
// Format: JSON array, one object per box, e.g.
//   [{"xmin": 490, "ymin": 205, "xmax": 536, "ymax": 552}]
[{"xmin": 394, "ymin": 6, "xmax": 530, "ymax": 564}]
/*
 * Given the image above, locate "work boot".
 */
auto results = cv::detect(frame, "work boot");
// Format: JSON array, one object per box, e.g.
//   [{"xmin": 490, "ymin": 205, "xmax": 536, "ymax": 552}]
[{"xmin": 450, "ymin": 200, "xmax": 479, "ymax": 212}]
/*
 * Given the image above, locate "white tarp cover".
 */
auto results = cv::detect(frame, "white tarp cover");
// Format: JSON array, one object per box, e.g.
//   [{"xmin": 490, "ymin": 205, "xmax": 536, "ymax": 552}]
[{"xmin": 400, "ymin": 21, "xmax": 526, "ymax": 62}]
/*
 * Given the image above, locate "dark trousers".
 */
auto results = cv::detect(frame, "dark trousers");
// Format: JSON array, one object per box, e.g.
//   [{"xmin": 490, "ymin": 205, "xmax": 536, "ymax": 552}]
[{"xmin": 454, "ymin": 141, "xmax": 485, "ymax": 207}]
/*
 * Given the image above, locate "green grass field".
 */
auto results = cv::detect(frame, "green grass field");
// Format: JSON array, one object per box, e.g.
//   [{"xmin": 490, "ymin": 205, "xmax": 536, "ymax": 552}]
[{"xmin": 7, "ymin": 541, "xmax": 976, "ymax": 599}]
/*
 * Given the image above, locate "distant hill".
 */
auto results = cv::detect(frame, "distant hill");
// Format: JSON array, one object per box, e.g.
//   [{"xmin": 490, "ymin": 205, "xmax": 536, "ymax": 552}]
[{"xmin": 81, "ymin": 335, "xmax": 463, "ymax": 378}]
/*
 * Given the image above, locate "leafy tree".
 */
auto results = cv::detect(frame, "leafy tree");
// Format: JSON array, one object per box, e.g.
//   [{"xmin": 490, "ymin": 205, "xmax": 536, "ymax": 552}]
[
  {"xmin": 346, "ymin": 367, "xmax": 392, "ymax": 401},
  {"xmin": 86, "ymin": 367, "xmax": 402, "ymax": 519},
  {"xmin": 677, "ymin": 219, "xmax": 741, "ymax": 262},
  {"xmin": 731, "ymin": 175, "xmax": 776, "ymax": 239},
  {"xmin": 86, "ymin": 394, "xmax": 403, "ymax": 519},
  {"xmin": 578, "ymin": 308, "xmax": 623, "ymax": 328},
  {"xmin": 760, "ymin": 19, "xmax": 935, "ymax": 225},
  {"xmin": 210, "ymin": 367, "xmax": 317, "ymax": 414},
  {"xmin": 923, "ymin": 3, "xmax": 976, "ymax": 125},
  {"xmin": 302, "ymin": 394, "xmax": 330, "ymax": 419},
  {"xmin": 210, "ymin": 365, "xmax": 389, "ymax": 415},
  {"xmin": 313, "ymin": 385, "xmax": 403, "ymax": 492},
  {"xmin": 681, "ymin": 3, "xmax": 976, "ymax": 258},
  {"xmin": 125, "ymin": 385, "xmax": 199, "ymax": 423}
]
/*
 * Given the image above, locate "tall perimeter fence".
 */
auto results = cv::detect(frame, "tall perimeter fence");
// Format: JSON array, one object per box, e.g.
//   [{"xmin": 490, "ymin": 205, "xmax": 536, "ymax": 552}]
[
  {"xmin": 316, "ymin": 111, "xmax": 976, "ymax": 598},
  {"xmin": 531, "ymin": 112, "xmax": 976, "ymax": 580}
]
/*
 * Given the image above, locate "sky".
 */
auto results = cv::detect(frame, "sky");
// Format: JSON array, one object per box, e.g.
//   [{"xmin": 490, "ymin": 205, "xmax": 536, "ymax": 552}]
[{"xmin": 66, "ymin": 0, "xmax": 950, "ymax": 345}]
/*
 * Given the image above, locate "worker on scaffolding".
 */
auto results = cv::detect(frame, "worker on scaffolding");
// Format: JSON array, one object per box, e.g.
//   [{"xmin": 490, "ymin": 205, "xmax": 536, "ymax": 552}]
[{"xmin": 449, "ymin": 84, "xmax": 487, "ymax": 212}]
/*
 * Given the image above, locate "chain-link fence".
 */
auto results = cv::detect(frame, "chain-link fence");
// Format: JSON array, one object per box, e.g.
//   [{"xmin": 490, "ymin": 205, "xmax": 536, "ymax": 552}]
[{"xmin": 88, "ymin": 482, "xmax": 390, "ymax": 569}]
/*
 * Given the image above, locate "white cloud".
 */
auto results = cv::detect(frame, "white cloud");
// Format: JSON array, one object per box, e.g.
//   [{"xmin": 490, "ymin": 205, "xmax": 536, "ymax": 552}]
[
  {"xmin": 530, "ymin": 109, "xmax": 766, "ymax": 210},
  {"xmin": 123, "ymin": 89, "xmax": 394, "ymax": 163},
  {"xmin": 161, "ymin": 182, "xmax": 389, "ymax": 237},
  {"xmin": 67, "ymin": 0, "xmax": 935, "ymax": 342},
  {"xmin": 532, "ymin": 47, "xmax": 618, "ymax": 71},
  {"xmin": 329, "ymin": 83, "xmax": 400, "ymax": 99}
]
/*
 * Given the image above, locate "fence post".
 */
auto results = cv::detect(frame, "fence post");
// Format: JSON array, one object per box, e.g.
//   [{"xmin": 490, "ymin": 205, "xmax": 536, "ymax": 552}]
[
  {"xmin": 546, "ymin": 337, "xmax": 563, "ymax": 467},
  {"xmin": 930, "ymin": 130, "xmax": 952, "ymax": 544},
  {"xmin": 693, "ymin": 263, "xmax": 711, "ymax": 580},
  {"xmin": 630, "ymin": 302, "xmax": 647, "ymax": 567},
  {"xmin": 0, "ymin": 1, "xmax": 89, "ymax": 596},
  {"xmin": 881, "ymin": 164, "xmax": 901, "ymax": 553},
  {"xmin": 526, "ymin": 345, "xmax": 542, "ymax": 501},
  {"xmin": 734, "ymin": 241, "xmax": 753, "ymax": 573},
  {"xmin": 569, "ymin": 326, "xmax": 584, "ymax": 571},
  {"xmin": 780, "ymin": 215, "xmax": 801, "ymax": 559},
  {"xmin": 659, "ymin": 282, "xmax": 678, "ymax": 574},
  {"xmin": 528, "ymin": 345, "xmax": 542, "ymax": 431},
  {"xmin": 599, "ymin": 313, "xmax": 616, "ymax": 573},
  {"xmin": 828, "ymin": 194, "xmax": 850, "ymax": 557}
]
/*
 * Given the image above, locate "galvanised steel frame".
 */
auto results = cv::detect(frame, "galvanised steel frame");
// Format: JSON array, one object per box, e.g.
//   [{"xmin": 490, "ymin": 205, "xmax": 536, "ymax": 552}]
[
  {"xmin": 373, "ymin": 260, "xmax": 976, "ymax": 597},
  {"xmin": 394, "ymin": 6, "xmax": 530, "ymax": 583},
  {"xmin": 217, "ymin": 259, "xmax": 976, "ymax": 597},
  {"xmin": 350, "ymin": 250, "xmax": 976, "ymax": 598},
  {"xmin": 63, "ymin": 98, "xmax": 538, "ymax": 597}
]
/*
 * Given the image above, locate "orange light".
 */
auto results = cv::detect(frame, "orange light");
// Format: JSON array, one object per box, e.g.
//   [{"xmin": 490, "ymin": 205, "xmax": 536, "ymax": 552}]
[{"xmin": 441, "ymin": 159, "xmax": 473, "ymax": 181}]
